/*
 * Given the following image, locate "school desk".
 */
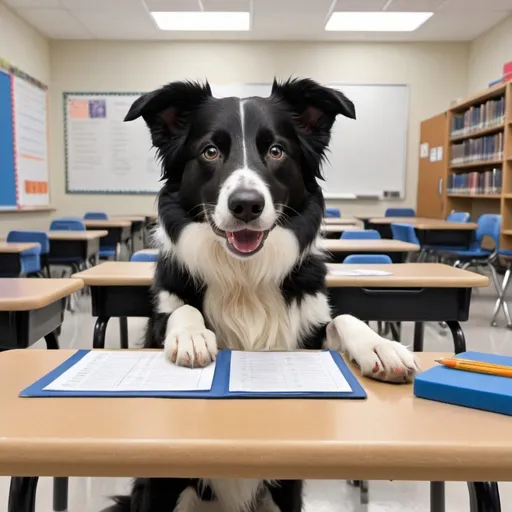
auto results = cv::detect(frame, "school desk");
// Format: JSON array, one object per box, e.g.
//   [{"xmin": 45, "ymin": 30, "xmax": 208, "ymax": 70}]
[
  {"xmin": 84, "ymin": 219, "xmax": 132, "ymax": 257},
  {"xmin": 322, "ymin": 217, "xmax": 359, "ymax": 226},
  {"xmin": 320, "ymin": 239, "xmax": 419, "ymax": 263},
  {"xmin": 1, "ymin": 350, "xmax": 502, "ymax": 512},
  {"xmin": 72, "ymin": 262, "xmax": 487, "ymax": 354},
  {"xmin": 0, "ymin": 278, "xmax": 83, "ymax": 351},
  {"xmin": 110, "ymin": 215, "xmax": 146, "ymax": 252},
  {"xmin": 0, "ymin": 242, "xmax": 40, "ymax": 277},
  {"xmin": 47, "ymin": 230, "xmax": 107, "ymax": 266},
  {"xmin": 354, "ymin": 214, "xmax": 382, "ymax": 229},
  {"xmin": 321, "ymin": 225, "xmax": 360, "ymax": 239},
  {"xmin": 368, "ymin": 217, "xmax": 478, "ymax": 247}
]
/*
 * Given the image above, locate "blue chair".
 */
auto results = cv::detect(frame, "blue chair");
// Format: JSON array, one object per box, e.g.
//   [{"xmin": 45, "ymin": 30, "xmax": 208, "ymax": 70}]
[
  {"xmin": 391, "ymin": 223, "xmax": 422, "ymax": 261},
  {"xmin": 49, "ymin": 218, "xmax": 86, "ymax": 231},
  {"xmin": 84, "ymin": 211, "xmax": 108, "ymax": 220},
  {"xmin": 341, "ymin": 230, "xmax": 381, "ymax": 240},
  {"xmin": 130, "ymin": 250, "xmax": 158, "ymax": 262},
  {"xmin": 6, "ymin": 230, "xmax": 49, "ymax": 276},
  {"xmin": 2, "ymin": 233, "xmax": 41, "ymax": 276},
  {"xmin": 447, "ymin": 211, "xmax": 470, "ymax": 223},
  {"xmin": 325, "ymin": 208, "xmax": 341, "ymax": 218},
  {"xmin": 385, "ymin": 208, "xmax": 415, "ymax": 217},
  {"xmin": 343, "ymin": 254, "xmax": 392, "ymax": 264}
]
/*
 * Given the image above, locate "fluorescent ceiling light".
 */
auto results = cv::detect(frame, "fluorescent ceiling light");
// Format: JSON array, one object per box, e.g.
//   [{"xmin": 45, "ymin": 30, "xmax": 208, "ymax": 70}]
[
  {"xmin": 325, "ymin": 12, "xmax": 433, "ymax": 32},
  {"xmin": 151, "ymin": 11, "xmax": 250, "ymax": 31}
]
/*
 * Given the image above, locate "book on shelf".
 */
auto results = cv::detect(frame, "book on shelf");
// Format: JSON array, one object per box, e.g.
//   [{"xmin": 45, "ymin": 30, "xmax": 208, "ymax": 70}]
[
  {"xmin": 447, "ymin": 168, "xmax": 502, "ymax": 196},
  {"xmin": 450, "ymin": 133, "xmax": 504, "ymax": 165},
  {"xmin": 450, "ymin": 96, "xmax": 505, "ymax": 137}
]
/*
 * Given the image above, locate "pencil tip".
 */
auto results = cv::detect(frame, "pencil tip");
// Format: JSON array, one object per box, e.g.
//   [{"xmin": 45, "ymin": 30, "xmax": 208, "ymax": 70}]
[{"xmin": 434, "ymin": 359, "xmax": 442, "ymax": 363}]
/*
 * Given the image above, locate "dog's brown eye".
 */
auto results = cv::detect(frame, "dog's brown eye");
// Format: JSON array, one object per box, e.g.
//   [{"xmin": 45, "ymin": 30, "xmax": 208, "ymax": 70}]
[
  {"xmin": 203, "ymin": 146, "xmax": 219, "ymax": 161},
  {"xmin": 268, "ymin": 145, "xmax": 284, "ymax": 160}
]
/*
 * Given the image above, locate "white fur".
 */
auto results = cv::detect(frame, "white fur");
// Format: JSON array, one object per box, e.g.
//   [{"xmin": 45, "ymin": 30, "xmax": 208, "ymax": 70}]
[{"xmin": 157, "ymin": 291, "xmax": 184, "ymax": 314}]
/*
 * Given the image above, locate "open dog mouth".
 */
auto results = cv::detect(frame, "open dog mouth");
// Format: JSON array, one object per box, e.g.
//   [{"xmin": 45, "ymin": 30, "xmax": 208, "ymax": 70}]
[{"xmin": 225, "ymin": 229, "xmax": 268, "ymax": 256}]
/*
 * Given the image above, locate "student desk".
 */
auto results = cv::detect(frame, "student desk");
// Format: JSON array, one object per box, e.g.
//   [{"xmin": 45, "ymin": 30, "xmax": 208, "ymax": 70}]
[
  {"xmin": 47, "ymin": 230, "xmax": 107, "ymax": 267},
  {"xmin": 111, "ymin": 215, "xmax": 146, "ymax": 252},
  {"xmin": 0, "ymin": 279, "xmax": 83, "ymax": 351},
  {"xmin": 72, "ymin": 262, "xmax": 487, "ymax": 354},
  {"xmin": 84, "ymin": 219, "xmax": 131, "ymax": 257},
  {"xmin": 368, "ymin": 217, "xmax": 478, "ymax": 247},
  {"xmin": 321, "ymin": 225, "xmax": 360, "ymax": 239},
  {"xmin": 322, "ymin": 217, "xmax": 359, "ymax": 226},
  {"xmin": 355, "ymin": 214, "xmax": 381, "ymax": 229},
  {"xmin": 321, "ymin": 239, "xmax": 419, "ymax": 263},
  {"xmin": 0, "ymin": 242, "xmax": 40, "ymax": 277},
  {"xmin": 1, "ymin": 350, "xmax": 503, "ymax": 512}
]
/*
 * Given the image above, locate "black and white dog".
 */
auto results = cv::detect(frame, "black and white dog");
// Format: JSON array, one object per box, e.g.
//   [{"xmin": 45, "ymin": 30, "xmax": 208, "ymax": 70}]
[{"xmin": 108, "ymin": 78, "xmax": 418, "ymax": 512}]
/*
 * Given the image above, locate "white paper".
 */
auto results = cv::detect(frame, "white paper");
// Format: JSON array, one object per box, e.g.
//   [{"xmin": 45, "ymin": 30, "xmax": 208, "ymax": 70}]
[
  {"xmin": 429, "ymin": 148, "xmax": 437, "ymax": 162},
  {"xmin": 44, "ymin": 351, "xmax": 215, "ymax": 392},
  {"xmin": 436, "ymin": 146, "xmax": 443, "ymax": 161},
  {"xmin": 229, "ymin": 351, "xmax": 352, "ymax": 393},
  {"xmin": 330, "ymin": 269, "xmax": 392, "ymax": 276},
  {"xmin": 420, "ymin": 142, "xmax": 429, "ymax": 158}
]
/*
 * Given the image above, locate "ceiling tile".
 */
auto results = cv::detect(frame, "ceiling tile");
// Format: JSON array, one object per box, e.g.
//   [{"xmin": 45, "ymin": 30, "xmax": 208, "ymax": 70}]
[
  {"xmin": 440, "ymin": 0, "xmax": 512, "ymax": 9},
  {"xmin": 201, "ymin": 0, "xmax": 251, "ymax": 12},
  {"xmin": 61, "ymin": 0, "xmax": 145, "ymax": 9},
  {"xmin": 144, "ymin": 0, "xmax": 202, "ymax": 11},
  {"xmin": 386, "ymin": 0, "xmax": 446, "ymax": 11},
  {"xmin": 334, "ymin": 0, "xmax": 388, "ymax": 11},
  {"xmin": 3, "ymin": 0, "xmax": 60, "ymax": 7},
  {"xmin": 16, "ymin": 8, "xmax": 93, "ymax": 38}
]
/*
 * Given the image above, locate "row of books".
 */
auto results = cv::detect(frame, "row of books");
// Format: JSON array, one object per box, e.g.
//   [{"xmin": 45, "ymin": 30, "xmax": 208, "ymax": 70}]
[
  {"xmin": 450, "ymin": 96, "xmax": 506, "ymax": 137},
  {"xmin": 450, "ymin": 133, "xmax": 504, "ymax": 165},
  {"xmin": 447, "ymin": 169, "xmax": 502, "ymax": 195}
]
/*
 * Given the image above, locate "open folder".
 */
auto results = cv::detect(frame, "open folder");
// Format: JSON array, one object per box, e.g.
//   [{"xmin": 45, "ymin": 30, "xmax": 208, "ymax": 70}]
[{"xmin": 20, "ymin": 350, "xmax": 366, "ymax": 399}]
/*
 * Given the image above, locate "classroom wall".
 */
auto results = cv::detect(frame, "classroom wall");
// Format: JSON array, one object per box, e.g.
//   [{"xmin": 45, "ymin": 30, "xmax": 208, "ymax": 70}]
[
  {"xmin": 0, "ymin": 1, "xmax": 52, "ymax": 232},
  {"xmin": 468, "ymin": 14, "xmax": 512, "ymax": 94},
  {"xmin": 49, "ymin": 40, "xmax": 469, "ymax": 217}
]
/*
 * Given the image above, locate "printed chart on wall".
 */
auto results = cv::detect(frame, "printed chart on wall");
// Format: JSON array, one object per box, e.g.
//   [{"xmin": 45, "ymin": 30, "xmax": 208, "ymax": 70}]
[
  {"xmin": 65, "ymin": 93, "xmax": 160, "ymax": 194},
  {"xmin": 0, "ymin": 58, "xmax": 49, "ymax": 209}
]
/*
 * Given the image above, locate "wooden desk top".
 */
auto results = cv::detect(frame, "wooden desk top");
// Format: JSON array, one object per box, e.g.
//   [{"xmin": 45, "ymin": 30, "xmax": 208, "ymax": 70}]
[
  {"xmin": 0, "ymin": 350, "xmax": 511, "ymax": 481},
  {"xmin": 327, "ymin": 263, "xmax": 488, "ymax": 287},
  {"xmin": 0, "ymin": 279, "xmax": 84, "ymax": 311},
  {"xmin": 321, "ymin": 225, "xmax": 359, "ymax": 233},
  {"xmin": 369, "ymin": 217, "xmax": 478, "ymax": 230},
  {"xmin": 110, "ymin": 215, "xmax": 146, "ymax": 222},
  {"xmin": 0, "ymin": 242, "xmax": 40, "ymax": 253},
  {"xmin": 322, "ymin": 217, "xmax": 359, "ymax": 225},
  {"xmin": 47, "ymin": 230, "xmax": 108, "ymax": 241},
  {"xmin": 321, "ymin": 239, "xmax": 420, "ymax": 253},
  {"xmin": 84, "ymin": 220, "xmax": 131, "ymax": 228},
  {"xmin": 73, "ymin": 262, "xmax": 488, "ymax": 289}
]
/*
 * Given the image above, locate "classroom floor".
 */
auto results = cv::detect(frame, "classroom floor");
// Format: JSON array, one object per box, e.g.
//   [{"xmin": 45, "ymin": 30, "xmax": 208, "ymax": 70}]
[{"xmin": 2, "ymin": 279, "xmax": 512, "ymax": 511}]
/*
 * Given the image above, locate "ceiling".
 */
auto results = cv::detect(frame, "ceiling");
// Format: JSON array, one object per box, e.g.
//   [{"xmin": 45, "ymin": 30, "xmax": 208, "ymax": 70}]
[{"xmin": 4, "ymin": 0, "xmax": 512, "ymax": 41}]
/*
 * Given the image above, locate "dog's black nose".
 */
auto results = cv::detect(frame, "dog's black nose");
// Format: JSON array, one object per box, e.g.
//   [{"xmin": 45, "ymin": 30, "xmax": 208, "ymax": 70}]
[{"xmin": 228, "ymin": 189, "xmax": 265, "ymax": 223}]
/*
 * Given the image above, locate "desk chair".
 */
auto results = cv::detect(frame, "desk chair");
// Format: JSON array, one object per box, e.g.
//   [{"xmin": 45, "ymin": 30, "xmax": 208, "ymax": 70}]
[
  {"xmin": 385, "ymin": 207, "xmax": 415, "ymax": 217},
  {"xmin": 325, "ymin": 208, "xmax": 341, "ymax": 218},
  {"xmin": 84, "ymin": 211, "xmax": 108, "ymax": 220},
  {"xmin": 6, "ymin": 231, "xmax": 49, "ymax": 277},
  {"xmin": 130, "ymin": 250, "xmax": 158, "ymax": 262},
  {"xmin": 447, "ymin": 211, "xmax": 470, "ymax": 223},
  {"xmin": 390, "ymin": 223, "xmax": 423, "ymax": 261},
  {"xmin": 82, "ymin": 213, "xmax": 118, "ymax": 260},
  {"xmin": 341, "ymin": 229, "xmax": 381, "ymax": 240},
  {"xmin": 343, "ymin": 254, "xmax": 392, "ymax": 264}
]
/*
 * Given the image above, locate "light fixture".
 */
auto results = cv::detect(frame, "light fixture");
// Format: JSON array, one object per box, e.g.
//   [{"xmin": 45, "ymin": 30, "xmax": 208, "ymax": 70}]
[
  {"xmin": 325, "ymin": 12, "xmax": 433, "ymax": 32},
  {"xmin": 151, "ymin": 11, "xmax": 250, "ymax": 31}
]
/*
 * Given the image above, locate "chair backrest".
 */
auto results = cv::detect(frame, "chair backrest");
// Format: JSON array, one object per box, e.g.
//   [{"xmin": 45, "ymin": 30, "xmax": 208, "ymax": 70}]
[
  {"xmin": 341, "ymin": 229, "xmax": 381, "ymax": 240},
  {"xmin": 130, "ymin": 250, "xmax": 158, "ymax": 262},
  {"xmin": 447, "ymin": 211, "xmax": 470, "ymax": 223},
  {"xmin": 49, "ymin": 217, "xmax": 86, "ymax": 231},
  {"xmin": 325, "ymin": 208, "xmax": 341, "ymax": 218},
  {"xmin": 343, "ymin": 254, "xmax": 393, "ymax": 264},
  {"xmin": 84, "ymin": 211, "xmax": 108, "ymax": 220},
  {"xmin": 391, "ymin": 222, "xmax": 420, "ymax": 245},
  {"xmin": 474, "ymin": 214, "xmax": 501, "ymax": 250},
  {"xmin": 385, "ymin": 208, "xmax": 415, "ymax": 217},
  {"xmin": 6, "ymin": 230, "xmax": 49, "ymax": 254}
]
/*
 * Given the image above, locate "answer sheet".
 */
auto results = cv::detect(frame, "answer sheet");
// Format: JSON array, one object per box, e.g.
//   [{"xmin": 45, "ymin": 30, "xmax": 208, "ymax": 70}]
[
  {"xmin": 229, "ymin": 351, "xmax": 352, "ymax": 393},
  {"xmin": 44, "ymin": 351, "xmax": 215, "ymax": 392}
]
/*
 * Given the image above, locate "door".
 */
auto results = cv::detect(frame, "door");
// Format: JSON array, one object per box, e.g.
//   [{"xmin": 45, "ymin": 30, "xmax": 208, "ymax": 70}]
[{"xmin": 416, "ymin": 112, "xmax": 448, "ymax": 219}]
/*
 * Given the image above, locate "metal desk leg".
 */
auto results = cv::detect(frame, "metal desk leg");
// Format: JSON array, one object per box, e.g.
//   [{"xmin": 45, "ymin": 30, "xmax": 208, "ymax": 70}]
[
  {"xmin": 445, "ymin": 320, "xmax": 466, "ymax": 354},
  {"xmin": 468, "ymin": 482, "xmax": 501, "ymax": 512},
  {"xmin": 8, "ymin": 477, "xmax": 38, "ymax": 512},
  {"xmin": 44, "ymin": 331, "xmax": 60, "ymax": 350},
  {"xmin": 413, "ymin": 322, "xmax": 424, "ymax": 351},
  {"xmin": 119, "ymin": 316, "xmax": 129, "ymax": 349},
  {"xmin": 53, "ymin": 477, "xmax": 68, "ymax": 511},
  {"xmin": 430, "ymin": 482, "xmax": 445, "ymax": 512},
  {"xmin": 93, "ymin": 317, "xmax": 110, "ymax": 349}
]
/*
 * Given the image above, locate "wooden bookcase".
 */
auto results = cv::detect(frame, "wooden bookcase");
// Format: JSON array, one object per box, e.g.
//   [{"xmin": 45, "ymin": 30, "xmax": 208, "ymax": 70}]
[{"xmin": 422, "ymin": 82, "xmax": 512, "ymax": 249}]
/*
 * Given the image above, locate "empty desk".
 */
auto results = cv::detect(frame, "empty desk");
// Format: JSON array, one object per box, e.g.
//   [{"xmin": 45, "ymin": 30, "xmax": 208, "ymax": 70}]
[{"xmin": 321, "ymin": 239, "xmax": 419, "ymax": 263}]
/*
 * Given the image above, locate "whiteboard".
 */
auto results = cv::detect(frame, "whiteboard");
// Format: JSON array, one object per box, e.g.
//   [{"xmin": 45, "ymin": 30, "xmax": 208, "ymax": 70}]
[{"xmin": 65, "ymin": 93, "xmax": 160, "ymax": 194}]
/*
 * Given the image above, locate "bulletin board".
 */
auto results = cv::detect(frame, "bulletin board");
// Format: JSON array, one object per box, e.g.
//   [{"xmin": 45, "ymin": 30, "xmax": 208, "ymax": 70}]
[{"xmin": 0, "ymin": 58, "xmax": 50, "ymax": 209}]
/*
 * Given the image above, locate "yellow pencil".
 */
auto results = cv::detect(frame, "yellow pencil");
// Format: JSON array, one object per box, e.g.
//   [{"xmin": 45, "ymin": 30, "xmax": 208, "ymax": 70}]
[{"xmin": 435, "ymin": 358, "xmax": 512, "ymax": 378}]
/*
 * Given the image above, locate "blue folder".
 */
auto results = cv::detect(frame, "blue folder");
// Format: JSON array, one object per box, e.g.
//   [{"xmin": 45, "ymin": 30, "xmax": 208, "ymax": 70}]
[
  {"xmin": 20, "ymin": 349, "xmax": 367, "ymax": 399},
  {"xmin": 414, "ymin": 351, "xmax": 512, "ymax": 416}
]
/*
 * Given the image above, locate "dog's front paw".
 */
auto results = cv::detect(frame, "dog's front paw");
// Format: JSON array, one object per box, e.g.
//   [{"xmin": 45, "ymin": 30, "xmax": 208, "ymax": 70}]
[
  {"xmin": 164, "ymin": 327, "xmax": 218, "ymax": 368},
  {"xmin": 352, "ymin": 338, "xmax": 420, "ymax": 383}
]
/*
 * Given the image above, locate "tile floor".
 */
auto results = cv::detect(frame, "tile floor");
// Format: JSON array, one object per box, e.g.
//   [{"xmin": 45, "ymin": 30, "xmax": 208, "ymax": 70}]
[{"xmin": 2, "ymin": 277, "xmax": 512, "ymax": 511}]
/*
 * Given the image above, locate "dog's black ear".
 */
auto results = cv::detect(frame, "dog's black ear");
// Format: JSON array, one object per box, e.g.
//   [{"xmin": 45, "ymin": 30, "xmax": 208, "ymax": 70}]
[
  {"xmin": 271, "ymin": 78, "xmax": 355, "ymax": 132},
  {"xmin": 124, "ymin": 80, "xmax": 212, "ymax": 132}
]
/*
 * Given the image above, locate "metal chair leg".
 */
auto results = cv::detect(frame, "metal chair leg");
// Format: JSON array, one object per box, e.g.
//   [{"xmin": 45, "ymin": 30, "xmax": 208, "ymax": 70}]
[
  {"xmin": 93, "ymin": 317, "xmax": 110, "ymax": 349},
  {"xmin": 8, "ymin": 477, "xmax": 38, "ymax": 512},
  {"xmin": 446, "ymin": 320, "xmax": 467, "ymax": 354},
  {"xmin": 491, "ymin": 265, "xmax": 512, "ymax": 327},
  {"xmin": 468, "ymin": 482, "xmax": 501, "ymax": 512}
]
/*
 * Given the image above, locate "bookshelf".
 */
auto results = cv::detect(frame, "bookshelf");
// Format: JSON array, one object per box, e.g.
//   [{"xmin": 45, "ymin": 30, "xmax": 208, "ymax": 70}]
[{"xmin": 444, "ymin": 81, "xmax": 512, "ymax": 250}]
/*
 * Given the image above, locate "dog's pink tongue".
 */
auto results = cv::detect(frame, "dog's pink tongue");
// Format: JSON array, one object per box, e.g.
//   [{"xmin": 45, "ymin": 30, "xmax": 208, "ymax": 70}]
[{"xmin": 230, "ymin": 229, "xmax": 262, "ymax": 253}]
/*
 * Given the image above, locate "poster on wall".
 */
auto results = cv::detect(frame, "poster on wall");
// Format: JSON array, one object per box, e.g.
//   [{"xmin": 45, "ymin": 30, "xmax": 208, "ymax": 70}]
[{"xmin": 65, "ymin": 92, "xmax": 161, "ymax": 194}]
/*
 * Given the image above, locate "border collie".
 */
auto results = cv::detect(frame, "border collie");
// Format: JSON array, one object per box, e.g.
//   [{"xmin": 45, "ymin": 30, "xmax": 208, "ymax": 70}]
[{"xmin": 107, "ymin": 78, "xmax": 419, "ymax": 512}]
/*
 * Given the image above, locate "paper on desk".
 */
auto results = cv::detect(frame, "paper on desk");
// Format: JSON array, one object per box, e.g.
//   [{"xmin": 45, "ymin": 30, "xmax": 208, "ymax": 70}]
[
  {"xmin": 44, "ymin": 351, "xmax": 215, "ymax": 392},
  {"xmin": 229, "ymin": 351, "xmax": 352, "ymax": 393},
  {"xmin": 330, "ymin": 269, "xmax": 392, "ymax": 276}
]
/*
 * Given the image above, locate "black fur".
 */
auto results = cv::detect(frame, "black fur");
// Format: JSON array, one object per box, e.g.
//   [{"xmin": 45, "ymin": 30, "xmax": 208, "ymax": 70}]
[{"xmin": 108, "ymin": 78, "xmax": 355, "ymax": 512}]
